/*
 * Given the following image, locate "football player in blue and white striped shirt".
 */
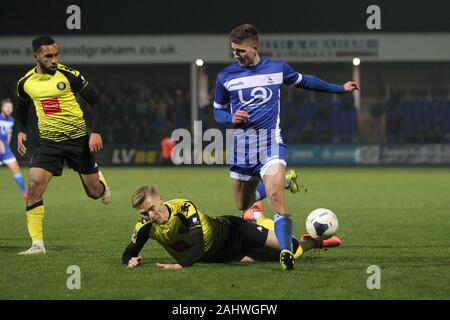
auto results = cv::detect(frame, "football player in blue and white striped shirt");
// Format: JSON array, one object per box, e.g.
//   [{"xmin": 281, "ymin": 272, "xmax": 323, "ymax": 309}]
[{"xmin": 213, "ymin": 24, "xmax": 358, "ymax": 270}]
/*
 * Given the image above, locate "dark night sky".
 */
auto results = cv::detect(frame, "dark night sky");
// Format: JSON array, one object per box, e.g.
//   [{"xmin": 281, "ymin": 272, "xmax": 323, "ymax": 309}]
[{"xmin": 0, "ymin": 0, "xmax": 449, "ymax": 35}]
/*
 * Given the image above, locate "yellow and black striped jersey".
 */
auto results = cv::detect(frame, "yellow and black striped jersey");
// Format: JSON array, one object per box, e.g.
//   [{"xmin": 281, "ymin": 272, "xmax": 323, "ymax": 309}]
[
  {"xmin": 16, "ymin": 64, "xmax": 89, "ymax": 142},
  {"xmin": 128, "ymin": 199, "xmax": 231, "ymax": 263}
]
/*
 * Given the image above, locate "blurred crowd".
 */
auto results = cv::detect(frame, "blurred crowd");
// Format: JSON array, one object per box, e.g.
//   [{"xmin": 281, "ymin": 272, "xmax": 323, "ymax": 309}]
[
  {"xmin": 89, "ymin": 83, "xmax": 191, "ymax": 146},
  {"xmin": 384, "ymin": 98, "xmax": 450, "ymax": 143},
  {"xmin": 1, "ymin": 77, "xmax": 450, "ymax": 146}
]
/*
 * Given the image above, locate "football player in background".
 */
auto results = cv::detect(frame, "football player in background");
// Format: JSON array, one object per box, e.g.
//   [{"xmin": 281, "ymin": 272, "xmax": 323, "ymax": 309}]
[{"xmin": 0, "ymin": 98, "xmax": 28, "ymax": 199}]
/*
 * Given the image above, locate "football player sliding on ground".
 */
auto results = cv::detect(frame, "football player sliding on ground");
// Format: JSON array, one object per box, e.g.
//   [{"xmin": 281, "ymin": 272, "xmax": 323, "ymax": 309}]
[{"xmin": 122, "ymin": 185, "xmax": 341, "ymax": 269}]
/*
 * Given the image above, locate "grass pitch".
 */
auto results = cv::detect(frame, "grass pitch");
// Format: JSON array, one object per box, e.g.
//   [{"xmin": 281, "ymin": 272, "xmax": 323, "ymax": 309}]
[{"xmin": 0, "ymin": 167, "xmax": 449, "ymax": 299}]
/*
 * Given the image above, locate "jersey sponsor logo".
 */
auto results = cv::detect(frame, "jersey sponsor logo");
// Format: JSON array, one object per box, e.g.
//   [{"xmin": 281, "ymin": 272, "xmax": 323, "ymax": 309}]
[
  {"xmin": 169, "ymin": 240, "xmax": 191, "ymax": 252},
  {"xmin": 228, "ymin": 81, "xmax": 244, "ymax": 89},
  {"xmin": 238, "ymin": 87, "xmax": 273, "ymax": 107},
  {"xmin": 224, "ymin": 73, "xmax": 282, "ymax": 91},
  {"xmin": 41, "ymin": 98, "xmax": 61, "ymax": 115},
  {"xmin": 41, "ymin": 97, "xmax": 62, "ymax": 115},
  {"xmin": 57, "ymin": 82, "xmax": 66, "ymax": 90}
]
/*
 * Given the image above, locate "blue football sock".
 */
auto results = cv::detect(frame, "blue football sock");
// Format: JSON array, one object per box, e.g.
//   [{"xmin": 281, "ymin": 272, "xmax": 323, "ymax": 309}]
[
  {"xmin": 274, "ymin": 213, "xmax": 293, "ymax": 251},
  {"xmin": 13, "ymin": 173, "xmax": 27, "ymax": 194},
  {"xmin": 254, "ymin": 181, "xmax": 267, "ymax": 201}
]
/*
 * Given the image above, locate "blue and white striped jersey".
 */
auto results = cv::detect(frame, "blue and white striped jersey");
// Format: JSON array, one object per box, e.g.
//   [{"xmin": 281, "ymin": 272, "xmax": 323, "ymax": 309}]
[
  {"xmin": 214, "ymin": 58, "xmax": 301, "ymax": 144},
  {"xmin": 214, "ymin": 57, "xmax": 344, "ymax": 169},
  {"xmin": 0, "ymin": 114, "xmax": 14, "ymax": 145}
]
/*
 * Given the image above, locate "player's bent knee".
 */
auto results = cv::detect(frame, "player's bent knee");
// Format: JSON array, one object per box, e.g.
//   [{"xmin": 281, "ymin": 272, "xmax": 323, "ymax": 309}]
[
  {"xmin": 27, "ymin": 179, "xmax": 45, "ymax": 202},
  {"xmin": 28, "ymin": 178, "xmax": 45, "ymax": 193}
]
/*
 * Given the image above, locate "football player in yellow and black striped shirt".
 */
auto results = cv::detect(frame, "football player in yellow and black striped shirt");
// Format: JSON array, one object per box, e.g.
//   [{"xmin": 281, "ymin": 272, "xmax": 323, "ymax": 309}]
[
  {"xmin": 15, "ymin": 36, "xmax": 111, "ymax": 255},
  {"xmin": 122, "ymin": 186, "xmax": 341, "ymax": 269}
]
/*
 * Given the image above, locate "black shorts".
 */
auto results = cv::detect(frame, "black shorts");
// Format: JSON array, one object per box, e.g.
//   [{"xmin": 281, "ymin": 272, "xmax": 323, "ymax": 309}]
[
  {"xmin": 205, "ymin": 216, "xmax": 268, "ymax": 263},
  {"xmin": 30, "ymin": 136, "xmax": 98, "ymax": 176}
]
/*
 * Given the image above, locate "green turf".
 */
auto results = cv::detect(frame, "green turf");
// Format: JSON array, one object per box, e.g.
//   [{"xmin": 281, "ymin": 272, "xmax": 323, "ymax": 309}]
[{"xmin": 1, "ymin": 167, "xmax": 449, "ymax": 299}]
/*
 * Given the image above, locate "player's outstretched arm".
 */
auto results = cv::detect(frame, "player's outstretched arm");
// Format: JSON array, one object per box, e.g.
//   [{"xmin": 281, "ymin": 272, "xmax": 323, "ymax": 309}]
[
  {"xmin": 122, "ymin": 224, "xmax": 150, "ymax": 268},
  {"xmin": 122, "ymin": 242, "xmax": 144, "ymax": 267},
  {"xmin": 343, "ymin": 81, "xmax": 360, "ymax": 92},
  {"xmin": 297, "ymin": 74, "xmax": 359, "ymax": 94}
]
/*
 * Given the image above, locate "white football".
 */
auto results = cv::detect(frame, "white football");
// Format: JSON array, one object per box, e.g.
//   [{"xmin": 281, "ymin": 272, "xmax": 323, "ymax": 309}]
[{"xmin": 306, "ymin": 208, "xmax": 339, "ymax": 240}]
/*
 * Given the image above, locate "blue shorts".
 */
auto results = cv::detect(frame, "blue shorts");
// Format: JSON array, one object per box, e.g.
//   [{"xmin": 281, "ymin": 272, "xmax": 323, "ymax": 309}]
[
  {"xmin": 0, "ymin": 145, "xmax": 16, "ymax": 164},
  {"xmin": 229, "ymin": 144, "xmax": 287, "ymax": 181}
]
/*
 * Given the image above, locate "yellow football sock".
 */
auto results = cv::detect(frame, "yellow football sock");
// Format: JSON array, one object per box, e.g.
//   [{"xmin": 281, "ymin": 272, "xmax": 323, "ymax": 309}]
[
  {"xmin": 26, "ymin": 200, "xmax": 45, "ymax": 243},
  {"xmin": 300, "ymin": 240, "xmax": 316, "ymax": 252},
  {"xmin": 294, "ymin": 243, "xmax": 304, "ymax": 259},
  {"xmin": 256, "ymin": 216, "xmax": 274, "ymax": 231}
]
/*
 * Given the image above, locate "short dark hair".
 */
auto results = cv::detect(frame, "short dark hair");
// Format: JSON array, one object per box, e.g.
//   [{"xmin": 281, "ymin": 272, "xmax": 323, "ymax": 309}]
[
  {"xmin": 230, "ymin": 24, "xmax": 259, "ymax": 45},
  {"xmin": 1, "ymin": 98, "xmax": 12, "ymax": 108},
  {"xmin": 32, "ymin": 35, "xmax": 56, "ymax": 52}
]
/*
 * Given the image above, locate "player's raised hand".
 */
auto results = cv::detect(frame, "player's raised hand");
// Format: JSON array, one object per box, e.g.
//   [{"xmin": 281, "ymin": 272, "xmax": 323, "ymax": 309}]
[
  {"xmin": 156, "ymin": 263, "xmax": 183, "ymax": 270},
  {"xmin": 127, "ymin": 256, "xmax": 143, "ymax": 268},
  {"xmin": 343, "ymin": 81, "xmax": 360, "ymax": 93},
  {"xmin": 89, "ymin": 133, "xmax": 103, "ymax": 152},
  {"xmin": 232, "ymin": 110, "xmax": 250, "ymax": 125},
  {"xmin": 17, "ymin": 132, "xmax": 27, "ymax": 156}
]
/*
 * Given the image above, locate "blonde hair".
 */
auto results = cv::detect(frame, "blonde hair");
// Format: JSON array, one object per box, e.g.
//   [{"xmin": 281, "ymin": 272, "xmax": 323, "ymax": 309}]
[{"xmin": 131, "ymin": 185, "xmax": 158, "ymax": 209}]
